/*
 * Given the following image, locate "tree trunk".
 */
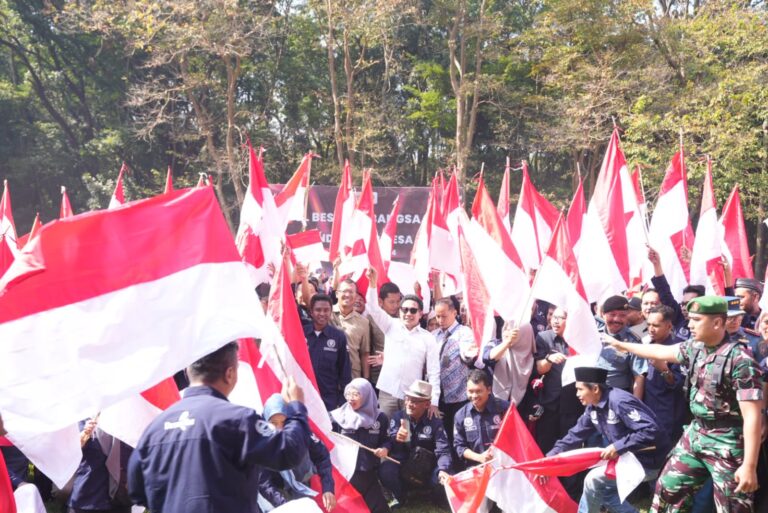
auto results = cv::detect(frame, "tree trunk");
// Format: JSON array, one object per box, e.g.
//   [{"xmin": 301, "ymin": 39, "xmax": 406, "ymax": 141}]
[
  {"xmin": 343, "ymin": 28, "xmax": 356, "ymax": 167},
  {"xmin": 326, "ymin": 0, "xmax": 345, "ymax": 169},
  {"xmin": 224, "ymin": 54, "xmax": 245, "ymax": 206}
]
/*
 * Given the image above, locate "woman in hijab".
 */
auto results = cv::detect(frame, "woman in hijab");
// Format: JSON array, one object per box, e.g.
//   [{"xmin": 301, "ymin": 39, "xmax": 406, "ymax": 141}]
[{"xmin": 331, "ymin": 378, "xmax": 390, "ymax": 513}]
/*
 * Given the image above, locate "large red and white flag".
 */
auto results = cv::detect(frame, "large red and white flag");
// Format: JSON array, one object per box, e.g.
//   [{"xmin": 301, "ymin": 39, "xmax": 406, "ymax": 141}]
[
  {"xmin": 532, "ymin": 215, "xmax": 602, "ymax": 381},
  {"xmin": 59, "ymin": 186, "xmax": 74, "ymax": 219},
  {"xmin": 457, "ymin": 223, "xmax": 495, "ymax": 349},
  {"xmin": 16, "ymin": 213, "xmax": 42, "ymax": 250},
  {"xmin": 410, "ymin": 177, "xmax": 437, "ymax": 307},
  {"xmin": 379, "ymin": 194, "xmax": 400, "ymax": 263},
  {"xmin": 510, "ymin": 161, "xmax": 559, "ymax": 272},
  {"xmin": 622, "ymin": 165, "xmax": 647, "ymax": 288},
  {"xmin": 0, "ymin": 187, "xmax": 266, "ymax": 487},
  {"xmin": 486, "ymin": 405, "xmax": 577, "ymax": 513},
  {"xmin": 690, "ymin": 158, "xmax": 726, "ymax": 294},
  {"xmin": 566, "ymin": 175, "xmax": 587, "ymax": 257},
  {"xmin": 719, "ymin": 185, "xmax": 753, "ymax": 280},
  {"xmin": 108, "ymin": 163, "xmax": 128, "ymax": 209},
  {"xmin": 646, "ymin": 147, "xmax": 695, "ymax": 300},
  {"xmin": 467, "ymin": 174, "xmax": 530, "ymax": 321},
  {"xmin": 328, "ymin": 160, "xmax": 355, "ymax": 263},
  {"xmin": 286, "ymin": 229, "xmax": 329, "ymax": 266},
  {"xmin": 275, "ymin": 153, "xmax": 313, "ymax": 229},
  {"xmin": 445, "ymin": 463, "xmax": 492, "ymax": 513},
  {"xmin": 1, "ymin": 180, "xmax": 18, "ymax": 277},
  {"xmin": 429, "ymin": 173, "xmax": 462, "ymax": 288},
  {"xmin": 235, "ymin": 142, "xmax": 283, "ymax": 286},
  {"xmin": 578, "ymin": 129, "xmax": 631, "ymax": 302},
  {"xmin": 497, "ymin": 158, "xmax": 512, "ymax": 234}
]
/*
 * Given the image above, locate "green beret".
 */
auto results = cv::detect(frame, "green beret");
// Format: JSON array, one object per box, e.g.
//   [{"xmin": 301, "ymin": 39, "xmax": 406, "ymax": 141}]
[{"xmin": 686, "ymin": 296, "xmax": 727, "ymax": 315}]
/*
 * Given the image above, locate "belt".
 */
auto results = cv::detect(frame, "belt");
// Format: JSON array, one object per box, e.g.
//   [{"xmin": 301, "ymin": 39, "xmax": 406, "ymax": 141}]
[{"xmin": 693, "ymin": 417, "xmax": 742, "ymax": 429}]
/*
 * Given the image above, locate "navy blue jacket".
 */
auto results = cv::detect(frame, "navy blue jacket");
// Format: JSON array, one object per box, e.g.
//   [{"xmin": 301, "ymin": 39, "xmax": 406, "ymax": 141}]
[
  {"xmin": 651, "ymin": 274, "xmax": 692, "ymax": 340},
  {"xmin": 332, "ymin": 412, "xmax": 389, "ymax": 473},
  {"xmin": 387, "ymin": 410, "xmax": 453, "ymax": 472},
  {"xmin": 304, "ymin": 324, "xmax": 352, "ymax": 410},
  {"xmin": 1, "ymin": 446, "xmax": 28, "ymax": 490},
  {"xmin": 127, "ymin": 386, "xmax": 309, "ymax": 513},
  {"xmin": 643, "ymin": 335, "xmax": 686, "ymax": 442},
  {"xmin": 548, "ymin": 387, "xmax": 669, "ymax": 469},
  {"xmin": 453, "ymin": 397, "xmax": 509, "ymax": 469}
]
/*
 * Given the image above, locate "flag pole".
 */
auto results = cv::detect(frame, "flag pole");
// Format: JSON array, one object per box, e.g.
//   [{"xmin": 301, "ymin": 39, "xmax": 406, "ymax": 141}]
[
  {"xmin": 302, "ymin": 152, "xmax": 313, "ymax": 232},
  {"xmin": 331, "ymin": 432, "xmax": 401, "ymax": 465}
]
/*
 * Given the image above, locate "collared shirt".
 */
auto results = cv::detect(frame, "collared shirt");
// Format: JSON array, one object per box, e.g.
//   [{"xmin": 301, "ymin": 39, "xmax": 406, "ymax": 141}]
[
  {"xmin": 549, "ymin": 387, "xmax": 669, "ymax": 469},
  {"xmin": 388, "ymin": 410, "xmax": 453, "ymax": 472},
  {"xmin": 533, "ymin": 329, "xmax": 570, "ymax": 406},
  {"xmin": 453, "ymin": 397, "xmax": 509, "ymax": 469},
  {"xmin": 127, "ymin": 386, "xmax": 310, "ymax": 513},
  {"xmin": 304, "ymin": 324, "xmax": 352, "ymax": 410},
  {"xmin": 642, "ymin": 334, "xmax": 686, "ymax": 441},
  {"xmin": 436, "ymin": 321, "xmax": 478, "ymax": 404},
  {"xmin": 366, "ymin": 288, "xmax": 441, "ymax": 405},
  {"xmin": 597, "ymin": 325, "xmax": 647, "ymax": 391},
  {"xmin": 332, "ymin": 306, "xmax": 371, "ymax": 379}
]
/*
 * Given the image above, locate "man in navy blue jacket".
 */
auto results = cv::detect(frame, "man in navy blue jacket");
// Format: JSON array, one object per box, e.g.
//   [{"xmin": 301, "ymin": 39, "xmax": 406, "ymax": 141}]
[
  {"xmin": 127, "ymin": 342, "xmax": 310, "ymax": 513},
  {"xmin": 548, "ymin": 366, "xmax": 670, "ymax": 513}
]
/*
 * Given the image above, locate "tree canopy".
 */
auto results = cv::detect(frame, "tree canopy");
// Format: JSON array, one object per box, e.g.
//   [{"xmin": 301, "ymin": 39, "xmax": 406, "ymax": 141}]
[{"xmin": 1, "ymin": 0, "xmax": 766, "ymax": 271}]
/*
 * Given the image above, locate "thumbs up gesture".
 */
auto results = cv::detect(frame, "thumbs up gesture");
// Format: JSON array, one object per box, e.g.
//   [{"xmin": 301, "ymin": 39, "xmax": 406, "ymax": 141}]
[{"xmin": 395, "ymin": 418, "xmax": 410, "ymax": 442}]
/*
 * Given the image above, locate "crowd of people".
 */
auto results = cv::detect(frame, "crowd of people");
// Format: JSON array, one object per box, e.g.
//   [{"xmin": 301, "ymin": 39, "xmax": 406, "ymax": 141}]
[{"xmin": 2, "ymin": 246, "xmax": 767, "ymax": 513}]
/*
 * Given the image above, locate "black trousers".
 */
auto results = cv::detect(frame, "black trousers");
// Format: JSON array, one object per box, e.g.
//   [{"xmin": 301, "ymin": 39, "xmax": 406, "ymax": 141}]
[
  {"xmin": 350, "ymin": 469, "xmax": 390, "ymax": 513},
  {"xmin": 440, "ymin": 398, "xmax": 468, "ymax": 467}
]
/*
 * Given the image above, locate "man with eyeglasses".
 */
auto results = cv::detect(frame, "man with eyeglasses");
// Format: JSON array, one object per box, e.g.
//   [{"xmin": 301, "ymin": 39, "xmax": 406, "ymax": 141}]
[{"xmin": 365, "ymin": 267, "xmax": 440, "ymax": 420}]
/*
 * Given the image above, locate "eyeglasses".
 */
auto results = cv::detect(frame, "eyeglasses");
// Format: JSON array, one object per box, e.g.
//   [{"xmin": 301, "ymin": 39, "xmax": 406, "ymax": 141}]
[{"xmin": 401, "ymin": 307, "xmax": 420, "ymax": 315}]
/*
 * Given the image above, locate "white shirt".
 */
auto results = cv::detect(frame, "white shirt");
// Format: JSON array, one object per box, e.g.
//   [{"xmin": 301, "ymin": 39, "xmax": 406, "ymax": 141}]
[{"xmin": 366, "ymin": 287, "xmax": 441, "ymax": 405}]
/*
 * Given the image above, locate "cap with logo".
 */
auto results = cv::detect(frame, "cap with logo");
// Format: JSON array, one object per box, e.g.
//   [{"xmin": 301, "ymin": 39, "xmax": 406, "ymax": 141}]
[
  {"xmin": 723, "ymin": 296, "xmax": 746, "ymax": 318},
  {"xmin": 686, "ymin": 296, "xmax": 728, "ymax": 315}
]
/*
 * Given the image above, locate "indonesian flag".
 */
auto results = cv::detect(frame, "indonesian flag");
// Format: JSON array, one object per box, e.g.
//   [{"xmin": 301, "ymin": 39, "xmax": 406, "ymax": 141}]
[
  {"xmin": 497, "ymin": 158, "xmax": 512, "ymax": 234},
  {"xmin": 719, "ymin": 185, "xmax": 754, "ymax": 280},
  {"xmin": 1, "ymin": 180, "xmax": 18, "ymax": 277},
  {"xmin": 690, "ymin": 158, "xmax": 726, "ymax": 294},
  {"xmin": 164, "ymin": 166, "xmax": 174, "ymax": 194},
  {"xmin": 646, "ymin": 147, "xmax": 695, "ymax": 301},
  {"xmin": 286, "ymin": 229, "xmax": 329, "ymax": 266},
  {"xmin": 59, "ymin": 186, "xmax": 74, "ymax": 219},
  {"xmin": 532, "ymin": 215, "xmax": 602, "ymax": 382},
  {"xmin": 445, "ymin": 463, "xmax": 492, "ymax": 513},
  {"xmin": 630, "ymin": 166, "xmax": 648, "ymax": 228},
  {"xmin": 329, "ymin": 160, "xmax": 355, "ymax": 263},
  {"xmin": 379, "ymin": 194, "xmax": 400, "ymax": 263},
  {"xmin": 457, "ymin": 222, "xmax": 495, "ymax": 349},
  {"xmin": 511, "ymin": 161, "xmax": 559, "ymax": 273},
  {"xmin": 578, "ymin": 129, "xmax": 631, "ymax": 302},
  {"xmin": 622, "ymin": 164, "xmax": 647, "ymax": 288},
  {"xmin": 566, "ymin": 175, "xmax": 587, "ymax": 257},
  {"xmin": 509, "ymin": 447, "xmax": 646, "ymax": 504},
  {"xmin": 108, "ymin": 162, "xmax": 127, "ymax": 209},
  {"xmin": 0, "ymin": 448, "xmax": 16, "ymax": 513},
  {"xmin": 430, "ymin": 173, "xmax": 462, "ymax": 286},
  {"xmin": 468, "ymin": 173, "xmax": 530, "ymax": 322},
  {"xmin": 486, "ymin": 405, "xmax": 577, "ymax": 513},
  {"xmin": 410, "ymin": 178, "xmax": 436, "ymax": 307},
  {"xmin": 0, "ymin": 187, "xmax": 266, "ymax": 487},
  {"xmin": 235, "ymin": 142, "xmax": 283, "ymax": 286},
  {"xmin": 16, "ymin": 213, "xmax": 42, "ymax": 250},
  {"xmin": 275, "ymin": 153, "xmax": 314, "ymax": 229}
]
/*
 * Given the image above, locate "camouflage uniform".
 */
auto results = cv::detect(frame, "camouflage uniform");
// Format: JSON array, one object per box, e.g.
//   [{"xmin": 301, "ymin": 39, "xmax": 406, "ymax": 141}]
[{"xmin": 651, "ymin": 336, "xmax": 763, "ymax": 513}]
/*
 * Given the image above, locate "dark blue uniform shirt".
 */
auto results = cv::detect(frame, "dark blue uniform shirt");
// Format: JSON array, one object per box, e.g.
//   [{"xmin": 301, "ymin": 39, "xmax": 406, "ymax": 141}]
[
  {"xmin": 304, "ymin": 324, "xmax": 352, "ymax": 410},
  {"xmin": 332, "ymin": 412, "xmax": 389, "ymax": 473},
  {"xmin": 534, "ymin": 330, "xmax": 569, "ymax": 406},
  {"xmin": 548, "ymin": 387, "xmax": 670, "ymax": 469},
  {"xmin": 387, "ymin": 410, "xmax": 453, "ymax": 472},
  {"xmin": 453, "ymin": 397, "xmax": 510, "ymax": 469},
  {"xmin": 1, "ymin": 446, "xmax": 28, "ymax": 490},
  {"xmin": 127, "ymin": 386, "xmax": 309, "ymax": 513},
  {"xmin": 643, "ymin": 335, "xmax": 686, "ymax": 442}
]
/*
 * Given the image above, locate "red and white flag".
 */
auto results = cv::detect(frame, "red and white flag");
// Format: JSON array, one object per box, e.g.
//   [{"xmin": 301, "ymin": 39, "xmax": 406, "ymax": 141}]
[
  {"xmin": 532, "ymin": 215, "xmax": 602, "ymax": 381},
  {"xmin": 510, "ymin": 161, "xmax": 559, "ymax": 272},
  {"xmin": 235, "ymin": 142, "xmax": 283, "ymax": 286},
  {"xmin": 622, "ymin": 165, "xmax": 647, "ymax": 288},
  {"xmin": 328, "ymin": 160, "xmax": 355, "ymax": 263},
  {"xmin": 286, "ymin": 229, "xmax": 329, "ymax": 266},
  {"xmin": 719, "ymin": 185, "xmax": 753, "ymax": 280},
  {"xmin": 467, "ymin": 174, "xmax": 530, "ymax": 322},
  {"xmin": 690, "ymin": 158, "xmax": 726, "ymax": 294},
  {"xmin": 578, "ymin": 129, "xmax": 631, "ymax": 302},
  {"xmin": 566, "ymin": 175, "xmax": 587, "ymax": 257},
  {"xmin": 445, "ymin": 463, "xmax": 492, "ymax": 513},
  {"xmin": 457, "ymin": 223, "xmax": 495, "ymax": 350},
  {"xmin": 646, "ymin": 146, "xmax": 695, "ymax": 300},
  {"xmin": 497, "ymin": 158, "xmax": 512, "ymax": 234},
  {"xmin": 16, "ymin": 213, "xmax": 42, "ymax": 250},
  {"xmin": 1, "ymin": 180, "xmax": 18, "ymax": 277},
  {"xmin": 429, "ymin": 173, "xmax": 462, "ymax": 287},
  {"xmin": 59, "ymin": 186, "xmax": 74, "ymax": 219},
  {"xmin": 0, "ymin": 187, "xmax": 266, "ymax": 487},
  {"xmin": 379, "ymin": 195, "xmax": 400, "ymax": 263},
  {"xmin": 486, "ymin": 405, "xmax": 577, "ymax": 513},
  {"xmin": 108, "ymin": 163, "xmax": 128, "ymax": 209},
  {"xmin": 275, "ymin": 153, "xmax": 313, "ymax": 229},
  {"xmin": 164, "ymin": 166, "xmax": 174, "ymax": 194},
  {"xmin": 410, "ymin": 177, "xmax": 436, "ymax": 306}
]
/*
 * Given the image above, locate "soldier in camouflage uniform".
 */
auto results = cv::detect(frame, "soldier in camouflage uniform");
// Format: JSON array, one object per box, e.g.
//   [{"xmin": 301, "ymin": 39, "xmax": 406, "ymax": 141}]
[{"xmin": 607, "ymin": 296, "xmax": 763, "ymax": 513}]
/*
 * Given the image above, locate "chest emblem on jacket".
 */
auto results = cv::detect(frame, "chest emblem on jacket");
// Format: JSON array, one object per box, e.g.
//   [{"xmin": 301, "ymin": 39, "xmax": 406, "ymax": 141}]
[{"xmin": 164, "ymin": 411, "xmax": 195, "ymax": 432}]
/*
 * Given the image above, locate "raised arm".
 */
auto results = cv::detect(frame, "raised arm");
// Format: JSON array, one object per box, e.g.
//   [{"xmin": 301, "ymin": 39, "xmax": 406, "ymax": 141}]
[{"xmin": 606, "ymin": 336, "xmax": 680, "ymax": 363}]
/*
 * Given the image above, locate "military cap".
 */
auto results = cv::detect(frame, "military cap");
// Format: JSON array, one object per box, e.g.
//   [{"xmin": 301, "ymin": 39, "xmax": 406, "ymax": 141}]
[
  {"xmin": 724, "ymin": 296, "xmax": 746, "ymax": 317},
  {"xmin": 574, "ymin": 366, "xmax": 608, "ymax": 384},
  {"xmin": 686, "ymin": 296, "xmax": 728, "ymax": 315},
  {"xmin": 602, "ymin": 295, "xmax": 629, "ymax": 313},
  {"xmin": 735, "ymin": 278, "xmax": 764, "ymax": 295},
  {"xmin": 627, "ymin": 297, "xmax": 642, "ymax": 311}
]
